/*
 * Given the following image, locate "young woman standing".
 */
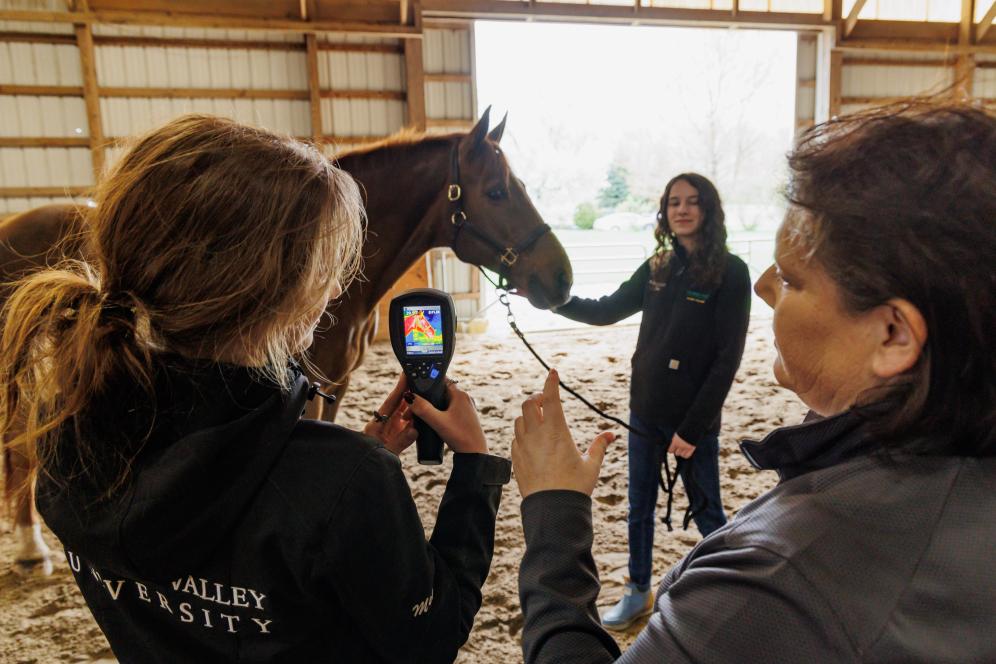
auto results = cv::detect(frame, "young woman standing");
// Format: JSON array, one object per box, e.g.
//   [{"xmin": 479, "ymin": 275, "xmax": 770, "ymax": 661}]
[{"xmin": 552, "ymin": 173, "xmax": 751, "ymax": 629}]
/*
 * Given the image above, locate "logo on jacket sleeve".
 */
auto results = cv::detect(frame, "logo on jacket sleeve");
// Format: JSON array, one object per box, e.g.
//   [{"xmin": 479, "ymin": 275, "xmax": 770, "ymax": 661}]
[{"xmin": 412, "ymin": 591, "xmax": 434, "ymax": 617}]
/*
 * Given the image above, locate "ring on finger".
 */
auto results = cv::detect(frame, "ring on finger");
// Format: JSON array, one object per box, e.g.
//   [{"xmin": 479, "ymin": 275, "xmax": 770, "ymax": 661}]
[{"xmin": 371, "ymin": 410, "xmax": 389, "ymax": 424}]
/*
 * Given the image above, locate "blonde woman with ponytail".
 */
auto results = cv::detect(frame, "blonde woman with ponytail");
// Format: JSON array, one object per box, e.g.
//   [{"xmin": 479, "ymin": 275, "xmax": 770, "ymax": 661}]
[{"xmin": 0, "ymin": 115, "xmax": 510, "ymax": 663}]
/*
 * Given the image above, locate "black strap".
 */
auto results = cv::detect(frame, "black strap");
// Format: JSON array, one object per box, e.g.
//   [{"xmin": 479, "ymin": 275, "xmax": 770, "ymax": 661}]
[{"xmin": 447, "ymin": 142, "xmax": 551, "ymax": 280}]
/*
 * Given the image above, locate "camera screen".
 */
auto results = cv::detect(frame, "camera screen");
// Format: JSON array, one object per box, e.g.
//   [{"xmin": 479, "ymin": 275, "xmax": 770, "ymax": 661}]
[{"xmin": 403, "ymin": 305, "xmax": 444, "ymax": 356}]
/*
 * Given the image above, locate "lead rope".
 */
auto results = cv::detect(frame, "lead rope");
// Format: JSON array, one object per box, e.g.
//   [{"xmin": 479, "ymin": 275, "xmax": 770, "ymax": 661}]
[{"xmin": 477, "ymin": 267, "xmax": 698, "ymax": 532}]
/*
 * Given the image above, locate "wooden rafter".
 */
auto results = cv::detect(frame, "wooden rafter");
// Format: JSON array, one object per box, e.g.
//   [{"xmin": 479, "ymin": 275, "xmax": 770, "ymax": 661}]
[
  {"xmin": 305, "ymin": 33, "xmax": 323, "ymax": 142},
  {"xmin": 0, "ymin": 9, "xmax": 421, "ymax": 38},
  {"xmin": 979, "ymin": 1, "xmax": 996, "ymax": 42},
  {"xmin": 0, "ymin": 186, "xmax": 90, "ymax": 197},
  {"xmin": 403, "ymin": 38, "xmax": 427, "ymax": 131},
  {"xmin": 844, "ymin": 0, "xmax": 869, "ymax": 39},
  {"xmin": 74, "ymin": 23, "xmax": 104, "ymax": 179},
  {"xmin": 0, "ymin": 137, "xmax": 91, "ymax": 147}
]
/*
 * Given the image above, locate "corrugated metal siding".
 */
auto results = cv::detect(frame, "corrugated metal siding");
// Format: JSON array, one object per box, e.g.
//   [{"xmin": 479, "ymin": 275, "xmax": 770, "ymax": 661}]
[
  {"xmin": 0, "ymin": 20, "xmax": 74, "ymax": 34},
  {"xmin": 974, "ymin": 65, "xmax": 996, "ymax": 99},
  {"xmin": 0, "ymin": 147, "xmax": 91, "ymax": 186},
  {"xmin": 0, "ymin": 95, "xmax": 88, "ymax": 136},
  {"xmin": 424, "ymin": 28, "xmax": 474, "ymax": 128},
  {"xmin": 0, "ymin": 41, "xmax": 82, "ymax": 85},
  {"xmin": 841, "ymin": 62, "xmax": 953, "ymax": 98},
  {"xmin": 0, "ymin": 0, "xmax": 62, "ymax": 9},
  {"xmin": 100, "ymin": 98, "xmax": 312, "ymax": 138},
  {"xmin": 95, "ymin": 44, "xmax": 308, "ymax": 89}
]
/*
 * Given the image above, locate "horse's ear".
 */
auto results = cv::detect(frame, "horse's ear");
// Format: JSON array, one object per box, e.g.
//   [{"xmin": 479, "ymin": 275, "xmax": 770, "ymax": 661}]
[
  {"xmin": 488, "ymin": 112, "xmax": 507, "ymax": 144},
  {"xmin": 467, "ymin": 106, "xmax": 491, "ymax": 148}
]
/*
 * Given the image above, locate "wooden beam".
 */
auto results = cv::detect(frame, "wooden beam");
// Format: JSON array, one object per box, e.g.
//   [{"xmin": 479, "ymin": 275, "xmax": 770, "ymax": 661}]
[
  {"xmin": 979, "ymin": 1, "xmax": 996, "ymax": 42},
  {"xmin": 0, "ymin": 31, "xmax": 76, "ymax": 44},
  {"xmin": 317, "ymin": 42, "xmax": 403, "ymax": 54},
  {"xmin": 841, "ymin": 96, "xmax": 914, "ymax": 105},
  {"xmin": 0, "ymin": 84, "xmax": 82, "ymax": 96},
  {"xmin": 0, "ymin": 9, "xmax": 422, "ymax": 38},
  {"xmin": 94, "ymin": 34, "xmax": 305, "ymax": 51},
  {"xmin": 305, "ymin": 33, "xmax": 323, "ymax": 142},
  {"xmin": 0, "ymin": 186, "xmax": 90, "ymax": 197},
  {"xmin": 836, "ymin": 39, "xmax": 996, "ymax": 55},
  {"xmin": 75, "ymin": 23, "xmax": 104, "ymax": 179},
  {"xmin": 956, "ymin": 0, "xmax": 975, "ymax": 99},
  {"xmin": 843, "ymin": 56, "xmax": 957, "ymax": 66},
  {"xmin": 425, "ymin": 73, "xmax": 471, "ymax": 83},
  {"xmin": 99, "ymin": 87, "xmax": 310, "ymax": 100},
  {"xmin": 404, "ymin": 38, "xmax": 427, "ymax": 131},
  {"xmin": 829, "ymin": 48, "xmax": 843, "ymax": 118},
  {"xmin": 401, "ymin": 0, "xmax": 410, "ymax": 25},
  {"xmin": 421, "ymin": 0, "xmax": 829, "ymax": 28},
  {"xmin": 843, "ymin": 0, "xmax": 869, "ymax": 39},
  {"xmin": 319, "ymin": 89, "xmax": 406, "ymax": 101},
  {"xmin": 0, "ymin": 137, "xmax": 90, "ymax": 147},
  {"xmin": 319, "ymin": 134, "xmax": 389, "ymax": 145}
]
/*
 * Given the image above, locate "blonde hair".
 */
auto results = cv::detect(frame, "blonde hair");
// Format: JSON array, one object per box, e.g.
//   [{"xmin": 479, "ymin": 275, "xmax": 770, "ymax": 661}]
[{"xmin": 0, "ymin": 114, "xmax": 364, "ymax": 498}]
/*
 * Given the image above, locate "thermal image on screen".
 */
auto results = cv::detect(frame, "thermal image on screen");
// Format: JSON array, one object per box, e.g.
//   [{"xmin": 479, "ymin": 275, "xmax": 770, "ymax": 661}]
[{"xmin": 404, "ymin": 305, "xmax": 444, "ymax": 356}]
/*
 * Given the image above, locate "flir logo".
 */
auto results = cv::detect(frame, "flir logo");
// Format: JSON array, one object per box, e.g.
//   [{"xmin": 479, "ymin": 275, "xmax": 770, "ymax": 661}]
[{"xmin": 412, "ymin": 592, "xmax": 434, "ymax": 617}]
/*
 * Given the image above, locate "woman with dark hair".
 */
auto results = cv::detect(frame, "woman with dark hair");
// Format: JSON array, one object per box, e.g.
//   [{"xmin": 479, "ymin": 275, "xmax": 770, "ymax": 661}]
[
  {"xmin": 513, "ymin": 102, "xmax": 996, "ymax": 662},
  {"xmin": 550, "ymin": 173, "xmax": 752, "ymax": 629},
  {"xmin": 0, "ymin": 115, "xmax": 511, "ymax": 663}
]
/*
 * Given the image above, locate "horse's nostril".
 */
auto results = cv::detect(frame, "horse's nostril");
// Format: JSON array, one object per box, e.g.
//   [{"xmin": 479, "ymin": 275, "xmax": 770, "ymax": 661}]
[{"xmin": 557, "ymin": 270, "xmax": 571, "ymax": 293}]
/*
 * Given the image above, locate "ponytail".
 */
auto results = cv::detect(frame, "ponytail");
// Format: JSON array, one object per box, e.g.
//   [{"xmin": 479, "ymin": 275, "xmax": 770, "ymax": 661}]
[{"xmin": 0, "ymin": 260, "xmax": 155, "ymax": 499}]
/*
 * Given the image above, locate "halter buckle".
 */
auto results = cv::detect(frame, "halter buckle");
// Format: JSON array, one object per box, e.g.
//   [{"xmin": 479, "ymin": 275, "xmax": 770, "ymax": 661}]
[
  {"xmin": 451, "ymin": 210, "xmax": 467, "ymax": 226},
  {"xmin": 447, "ymin": 184, "xmax": 462, "ymax": 201},
  {"xmin": 500, "ymin": 248, "xmax": 519, "ymax": 267}
]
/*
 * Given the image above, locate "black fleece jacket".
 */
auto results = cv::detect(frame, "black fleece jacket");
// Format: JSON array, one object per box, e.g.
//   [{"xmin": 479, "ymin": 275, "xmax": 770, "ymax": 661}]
[
  {"xmin": 555, "ymin": 250, "xmax": 752, "ymax": 444},
  {"xmin": 36, "ymin": 358, "xmax": 511, "ymax": 663}
]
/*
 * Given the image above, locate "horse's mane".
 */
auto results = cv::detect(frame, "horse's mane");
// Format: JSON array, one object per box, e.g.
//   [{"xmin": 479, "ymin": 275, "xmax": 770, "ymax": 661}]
[{"xmin": 333, "ymin": 128, "xmax": 459, "ymax": 160}]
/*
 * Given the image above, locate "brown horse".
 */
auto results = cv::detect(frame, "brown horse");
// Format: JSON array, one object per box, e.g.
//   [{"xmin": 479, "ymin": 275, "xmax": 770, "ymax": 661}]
[{"xmin": 0, "ymin": 108, "xmax": 572, "ymax": 568}]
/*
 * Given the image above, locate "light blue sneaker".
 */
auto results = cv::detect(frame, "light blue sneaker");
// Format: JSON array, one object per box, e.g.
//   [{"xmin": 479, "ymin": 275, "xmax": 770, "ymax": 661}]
[{"xmin": 601, "ymin": 580, "xmax": 653, "ymax": 631}]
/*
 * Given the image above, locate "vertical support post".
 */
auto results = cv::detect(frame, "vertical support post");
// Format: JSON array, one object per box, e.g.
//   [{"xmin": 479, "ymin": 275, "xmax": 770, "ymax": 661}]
[
  {"xmin": 75, "ymin": 23, "xmax": 104, "ymax": 180},
  {"xmin": 828, "ymin": 48, "xmax": 843, "ymax": 118},
  {"xmin": 956, "ymin": 0, "xmax": 976, "ymax": 99},
  {"xmin": 305, "ymin": 33, "xmax": 323, "ymax": 143},
  {"xmin": 404, "ymin": 38, "xmax": 426, "ymax": 131}
]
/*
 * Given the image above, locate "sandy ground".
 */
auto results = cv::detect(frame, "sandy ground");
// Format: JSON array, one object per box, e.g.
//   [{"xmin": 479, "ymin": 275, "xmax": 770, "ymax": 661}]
[{"xmin": 1, "ymin": 320, "xmax": 806, "ymax": 664}]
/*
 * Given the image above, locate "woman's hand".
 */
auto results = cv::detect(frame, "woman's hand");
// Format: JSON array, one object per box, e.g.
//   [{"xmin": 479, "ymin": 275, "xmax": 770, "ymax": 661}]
[
  {"xmin": 511, "ymin": 369, "xmax": 616, "ymax": 499},
  {"xmin": 409, "ymin": 380, "xmax": 488, "ymax": 454},
  {"xmin": 363, "ymin": 372, "xmax": 418, "ymax": 456},
  {"xmin": 668, "ymin": 432, "xmax": 696, "ymax": 459}
]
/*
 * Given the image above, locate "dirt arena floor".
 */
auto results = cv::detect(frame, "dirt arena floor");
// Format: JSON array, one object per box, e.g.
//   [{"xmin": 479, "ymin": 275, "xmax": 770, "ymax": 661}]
[{"xmin": 1, "ymin": 320, "xmax": 807, "ymax": 664}]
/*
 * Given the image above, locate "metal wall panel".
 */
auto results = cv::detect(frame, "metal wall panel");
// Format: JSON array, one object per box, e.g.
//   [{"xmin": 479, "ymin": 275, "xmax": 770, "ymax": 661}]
[
  {"xmin": 424, "ymin": 28, "xmax": 474, "ymax": 125},
  {"xmin": 0, "ymin": 20, "xmax": 74, "ymax": 34},
  {"xmin": 318, "ymin": 50, "xmax": 404, "ymax": 90},
  {"xmin": 95, "ymin": 44, "xmax": 308, "ymax": 89},
  {"xmin": 841, "ymin": 63, "xmax": 952, "ymax": 97},
  {"xmin": 100, "ymin": 97, "xmax": 311, "ymax": 138},
  {"xmin": 0, "ymin": 0, "xmax": 62, "ymax": 9},
  {"xmin": 0, "ymin": 41, "xmax": 82, "ymax": 85},
  {"xmin": 0, "ymin": 147, "xmax": 91, "ymax": 187},
  {"xmin": 321, "ymin": 98, "xmax": 404, "ymax": 136},
  {"xmin": 973, "ymin": 65, "xmax": 996, "ymax": 99},
  {"xmin": 0, "ymin": 95, "xmax": 88, "ymax": 136}
]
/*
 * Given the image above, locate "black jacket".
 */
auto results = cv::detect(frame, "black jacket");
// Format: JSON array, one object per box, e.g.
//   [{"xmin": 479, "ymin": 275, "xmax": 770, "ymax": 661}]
[
  {"xmin": 37, "ymin": 358, "xmax": 511, "ymax": 663},
  {"xmin": 518, "ymin": 410, "xmax": 996, "ymax": 663},
  {"xmin": 555, "ymin": 250, "xmax": 751, "ymax": 444}
]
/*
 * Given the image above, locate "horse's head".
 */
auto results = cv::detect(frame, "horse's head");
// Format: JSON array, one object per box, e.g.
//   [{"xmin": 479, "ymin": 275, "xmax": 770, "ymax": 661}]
[{"xmin": 447, "ymin": 108, "xmax": 572, "ymax": 310}]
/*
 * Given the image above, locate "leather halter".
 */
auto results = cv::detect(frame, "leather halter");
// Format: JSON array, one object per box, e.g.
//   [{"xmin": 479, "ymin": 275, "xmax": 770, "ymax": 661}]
[{"xmin": 447, "ymin": 142, "xmax": 551, "ymax": 285}]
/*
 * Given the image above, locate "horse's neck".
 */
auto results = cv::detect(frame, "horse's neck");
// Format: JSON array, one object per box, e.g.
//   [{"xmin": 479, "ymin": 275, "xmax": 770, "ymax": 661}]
[{"xmin": 337, "ymin": 139, "xmax": 452, "ymax": 315}]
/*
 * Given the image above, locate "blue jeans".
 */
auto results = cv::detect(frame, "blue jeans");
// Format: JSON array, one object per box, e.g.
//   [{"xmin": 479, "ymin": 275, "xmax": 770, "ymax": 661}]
[{"xmin": 627, "ymin": 413, "xmax": 727, "ymax": 588}]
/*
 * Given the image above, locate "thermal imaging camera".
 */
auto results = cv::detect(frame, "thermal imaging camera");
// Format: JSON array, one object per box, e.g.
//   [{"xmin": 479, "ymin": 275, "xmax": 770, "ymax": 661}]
[{"xmin": 388, "ymin": 289, "xmax": 456, "ymax": 465}]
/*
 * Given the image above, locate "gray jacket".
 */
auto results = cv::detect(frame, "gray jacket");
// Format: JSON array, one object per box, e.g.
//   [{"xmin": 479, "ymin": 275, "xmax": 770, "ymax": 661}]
[{"xmin": 519, "ymin": 410, "xmax": 996, "ymax": 663}]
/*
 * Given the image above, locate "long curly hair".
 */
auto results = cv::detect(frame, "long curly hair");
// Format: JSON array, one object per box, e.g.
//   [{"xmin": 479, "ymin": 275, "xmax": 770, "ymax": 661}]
[{"xmin": 651, "ymin": 173, "xmax": 728, "ymax": 290}]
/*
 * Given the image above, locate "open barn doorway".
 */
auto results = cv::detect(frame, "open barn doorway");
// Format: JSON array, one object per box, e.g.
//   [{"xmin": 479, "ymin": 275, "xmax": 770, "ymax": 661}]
[{"xmin": 473, "ymin": 21, "xmax": 801, "ymax": 333}]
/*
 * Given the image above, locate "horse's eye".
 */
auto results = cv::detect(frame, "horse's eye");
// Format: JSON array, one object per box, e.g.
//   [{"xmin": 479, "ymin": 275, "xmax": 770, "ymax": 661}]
[{"xmin": 487, "ymin": 189, "xmax": 507, "ymax": 201}]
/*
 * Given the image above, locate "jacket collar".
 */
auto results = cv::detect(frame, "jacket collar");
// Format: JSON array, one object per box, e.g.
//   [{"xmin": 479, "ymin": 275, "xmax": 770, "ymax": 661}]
[{"xmin": 739, "ymin": 407, "xmax": 879, "ymax": 482}]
